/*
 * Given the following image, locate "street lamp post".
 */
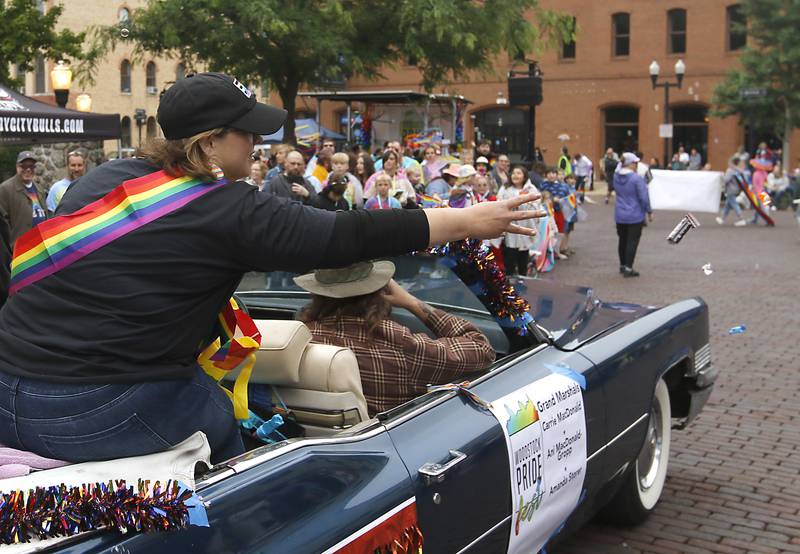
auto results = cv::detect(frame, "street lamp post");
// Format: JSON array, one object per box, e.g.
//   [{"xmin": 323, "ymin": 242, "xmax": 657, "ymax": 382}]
[
  {"xmin": 50, "ymin": 60, "xmax": 73, "ymax": 108},
  {"xmin": 649, "ymin": 59, "xmax": 685, "ymax": 167}
]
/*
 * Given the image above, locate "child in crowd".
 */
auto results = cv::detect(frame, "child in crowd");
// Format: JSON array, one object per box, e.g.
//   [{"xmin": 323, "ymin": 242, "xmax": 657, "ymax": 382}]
[
  {"xmin": 327, "ymin": 152, "xmax": 363, "ymax": 208},
  {"xmin": 562, "ymin": 174, "xmax": 579, "ymax": 255},
  {"xmin": 364, "ymin": 174, "xmax": 402, "ymax": 210},
  {"xmin": 447, "ymin": 165, "xmax": 477, "ymax": 209},
  {"xmin": 497, "ymin": 165, "xmax": 538, "ymax": 276},
  {"xmin": 539, "ymin": 167, "xmax": 573, "ymax": 260},
  {"xmin": 406, "ymin": 165, "xmax": 424, "ymax": 194},
  {"xmin": 472, "ymin": 174, "xmax": 496, "ymax": 203}
]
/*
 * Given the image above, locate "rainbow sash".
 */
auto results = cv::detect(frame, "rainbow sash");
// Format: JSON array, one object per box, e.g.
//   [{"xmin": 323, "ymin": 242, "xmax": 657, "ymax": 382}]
[
  {"xmin": 8, "ymin": 169, "xmax": 262, "ymax": 420},
  {"xmin": 9, "ymin": 170, "xmax": 227, "ymax": 295}
]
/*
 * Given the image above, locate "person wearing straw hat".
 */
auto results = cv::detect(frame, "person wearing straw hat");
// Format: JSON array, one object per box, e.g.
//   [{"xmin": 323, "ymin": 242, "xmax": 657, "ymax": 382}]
[
  {"xmin": 295, "ymin": 261, "xmax": 495, "ymax": 415},
  {"xmin": 0, "ymin": 72, "xmax": 544, "ymax": 464}
]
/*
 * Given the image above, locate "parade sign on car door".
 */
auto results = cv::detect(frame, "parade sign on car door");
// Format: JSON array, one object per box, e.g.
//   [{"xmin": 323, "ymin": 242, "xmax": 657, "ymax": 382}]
[{"xmin": 489, "ymin": 373, "xmax": 587, "ymax": 554}]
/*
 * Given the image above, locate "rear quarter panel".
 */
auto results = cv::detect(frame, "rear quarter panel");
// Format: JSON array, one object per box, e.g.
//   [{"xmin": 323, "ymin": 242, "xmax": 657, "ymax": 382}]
[{"xmin": 574, "ymin": 298, "xmax": 709, "ymax": 485}]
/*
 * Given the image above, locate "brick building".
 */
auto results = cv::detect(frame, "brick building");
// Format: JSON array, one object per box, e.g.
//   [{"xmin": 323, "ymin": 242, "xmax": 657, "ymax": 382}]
[
  {"xmin": 309, "ymin": 0, "xmax": 799, "ymax": 171},
  {"xmin": 12, "ymin": 1, "xmax": 798, "ymax": 168}
]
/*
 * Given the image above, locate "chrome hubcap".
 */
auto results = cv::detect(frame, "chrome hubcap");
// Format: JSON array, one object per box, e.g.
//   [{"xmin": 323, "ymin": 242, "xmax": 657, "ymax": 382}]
[{"xmin": 637, "ymin": 401, "xmax": 663, "ymax": 491}]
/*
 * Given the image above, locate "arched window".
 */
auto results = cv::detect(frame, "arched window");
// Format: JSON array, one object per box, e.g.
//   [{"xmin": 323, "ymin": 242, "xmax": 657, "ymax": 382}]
[
  {"xmin": 727, "ymin": 4, "xmax": 746, "ymax": 51},
  {"xmin": 121, "ymin": 116, "xmax": 132, "ymax": 148},
  {"xmin": 603, "ymin": 105, "xmax": 639, "ymax": 155},
  {"xmin": 120, "ymin": 59, "xmax": 132, "ymax": 93},
  {"xmin": 146, "ymin": 116, "xmax": 158, "ymax": 139},
  {"xmin": 118, "ymin": 7, "xmax": 130, "ymax": 22},
  {"xmin": 667, "ymin": 9, "xmax": 687, "ymax": 54},
  {"xmin": 146, "ymin": 61, "xmax": 157, "ymax": 92},
  {"xmin": 612, "ymin": 13, "xmax": 630, "ymax": 57},
  {"xmin": 175, "ymin": 62, "xmax": 186, "ymax": 81}
]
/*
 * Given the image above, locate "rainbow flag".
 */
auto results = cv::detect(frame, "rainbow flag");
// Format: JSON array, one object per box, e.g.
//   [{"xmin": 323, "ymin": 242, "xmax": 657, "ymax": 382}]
[
  {"xmin": 417, "ymin": 193, "xmax": 442, "ymax": 208},
  {"xmin": 566, "ymin": 193, "xmax": 578, "ymax": 209},
  {"xmin": 9, "ymin": 170, "xmax": 226, "ymax": 295}
]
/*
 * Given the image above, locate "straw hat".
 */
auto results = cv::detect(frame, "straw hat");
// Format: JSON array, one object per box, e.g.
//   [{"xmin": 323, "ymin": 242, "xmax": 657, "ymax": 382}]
[
  {"xmin": 458, "ymin": 164, "xmax": 477, "ymax": 179},
  {"xmin": 442, "ymin": 164, "xmax": 462, "ymax": 178},
  {"xmin": 293, "ymin": 261, "xmax": 395, "ymax": 298}
]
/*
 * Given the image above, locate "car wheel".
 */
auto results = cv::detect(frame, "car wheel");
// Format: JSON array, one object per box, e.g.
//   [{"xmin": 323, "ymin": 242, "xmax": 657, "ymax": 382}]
[{"xmin": 604, "ymin": 378, "xmax": 671, "ymax": 525}]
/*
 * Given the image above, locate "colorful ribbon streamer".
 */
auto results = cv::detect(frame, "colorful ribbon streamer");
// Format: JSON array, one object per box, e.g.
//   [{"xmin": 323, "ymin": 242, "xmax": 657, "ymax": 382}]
[
  {"xmin": 426, "ymin": 239, "xmax": 534, "ymax": 336},
  {"xmin": 197, "ymin": 298, "xmax": 262, "ymax": 421},
  {"xmin": 0, "ymin": 479, "xmax": 207, "ymax": 545}
]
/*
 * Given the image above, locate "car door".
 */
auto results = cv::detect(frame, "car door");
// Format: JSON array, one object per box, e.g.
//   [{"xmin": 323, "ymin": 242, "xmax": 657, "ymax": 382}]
[{"xmin": 384, "ymin": 344, "xmax": 605, "ymax": 554}]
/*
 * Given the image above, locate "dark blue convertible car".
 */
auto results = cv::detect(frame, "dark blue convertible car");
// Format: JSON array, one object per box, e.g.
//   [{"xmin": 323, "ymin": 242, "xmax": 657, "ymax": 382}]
[{"xmin": 38, "ymin": 254, "xmax": 716, "ymax": 553}]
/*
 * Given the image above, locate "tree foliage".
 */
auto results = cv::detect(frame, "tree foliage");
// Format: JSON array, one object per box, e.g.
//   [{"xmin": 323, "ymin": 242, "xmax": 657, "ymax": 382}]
[
  {"xmin": 712, "ymin": 0, "xmax": 800, "ymax": 167},
  {"xmin": 0, "ymin": 0, "xmax": 86, "ymax": 86},
  {"xmin": 83, "ymin": 0, "xmax": 573, "ymax": 144}
]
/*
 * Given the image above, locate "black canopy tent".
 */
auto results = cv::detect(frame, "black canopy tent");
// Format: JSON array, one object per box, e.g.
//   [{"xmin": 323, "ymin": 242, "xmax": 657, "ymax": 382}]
[{"xmin": 0, "ymin": 84, "xmax": 120, "ymax": 144}]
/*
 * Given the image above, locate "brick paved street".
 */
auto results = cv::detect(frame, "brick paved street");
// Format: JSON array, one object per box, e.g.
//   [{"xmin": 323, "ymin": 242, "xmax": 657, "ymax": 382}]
[{"xmin": 548, "ymin": 198, "xmax": 800, "ymax": 554}]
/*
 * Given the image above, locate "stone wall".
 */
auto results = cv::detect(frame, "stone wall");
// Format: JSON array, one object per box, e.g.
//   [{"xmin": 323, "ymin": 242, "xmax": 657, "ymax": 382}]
[{"xmin": 31, "ymin": 141, "xmax": 106, "ymax": 190}]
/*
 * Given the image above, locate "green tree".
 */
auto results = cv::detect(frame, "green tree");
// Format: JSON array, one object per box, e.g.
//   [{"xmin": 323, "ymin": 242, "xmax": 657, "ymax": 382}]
[
  {"xmin": 0, "ymin": 0, "xmax": 86, "ymax": 86},
  {"xmin": 712, "ymin": 0, "xmax": 800, "ymax": 169},
  {"xmin": 83, "ymin": 0, "xmax": 572, "ymax": 145}
]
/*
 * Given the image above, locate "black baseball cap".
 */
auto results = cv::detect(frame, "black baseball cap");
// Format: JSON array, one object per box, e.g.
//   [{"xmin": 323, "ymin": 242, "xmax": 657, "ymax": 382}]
[{"xmin": 157, "ymin": 72, "xmax": 287, "ymax": 140}]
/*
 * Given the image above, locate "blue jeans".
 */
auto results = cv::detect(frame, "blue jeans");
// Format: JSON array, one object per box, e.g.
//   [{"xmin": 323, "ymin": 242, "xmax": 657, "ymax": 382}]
[
  {"xmin": 0, "ymin": 366, "xmax": 243, "ymax": 465},
  {"xmin": 721, "ymin": 194, "xmax": 742, "ymax": 219}
]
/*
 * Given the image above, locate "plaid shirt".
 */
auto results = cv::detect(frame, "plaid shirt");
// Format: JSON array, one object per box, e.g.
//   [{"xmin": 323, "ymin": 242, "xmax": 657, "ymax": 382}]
[{"xmin": 306, "ymin": 308, "xmax": 495, "ymax": 415}]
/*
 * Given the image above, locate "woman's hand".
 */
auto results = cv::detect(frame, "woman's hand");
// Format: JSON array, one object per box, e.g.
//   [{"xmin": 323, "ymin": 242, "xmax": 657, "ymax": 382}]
[{"xmin": 425, "ymin": 192, "xmax": 546, "ymax": 245}]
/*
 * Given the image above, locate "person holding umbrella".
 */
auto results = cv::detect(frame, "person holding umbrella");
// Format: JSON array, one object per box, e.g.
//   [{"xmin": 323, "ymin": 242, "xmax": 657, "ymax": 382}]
[{"xmin": 0, "ymin": 72, "xmax": 544, "ymax": 464}]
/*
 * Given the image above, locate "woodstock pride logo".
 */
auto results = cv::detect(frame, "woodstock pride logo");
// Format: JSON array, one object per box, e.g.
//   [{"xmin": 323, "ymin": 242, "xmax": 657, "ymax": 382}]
[{"xmin": 505, "ymin": 396, "xmax": 539, "ymax": 436}]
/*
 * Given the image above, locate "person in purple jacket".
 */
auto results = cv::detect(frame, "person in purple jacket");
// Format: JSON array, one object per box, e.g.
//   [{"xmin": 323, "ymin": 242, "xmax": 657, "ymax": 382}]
[{"xmin": 614, "ymin": 152, "xmax": 653, "ymax": 277}]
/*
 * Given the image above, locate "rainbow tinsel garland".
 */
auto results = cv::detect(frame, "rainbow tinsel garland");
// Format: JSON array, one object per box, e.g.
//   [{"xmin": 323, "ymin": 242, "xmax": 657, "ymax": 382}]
[
  {"xmin": 427, "ymin": 239, "xmax": 534, "ymax": 335},
  {"xmin": 0, "ymin": 479, "xmax": 205, "ymax": 545}
]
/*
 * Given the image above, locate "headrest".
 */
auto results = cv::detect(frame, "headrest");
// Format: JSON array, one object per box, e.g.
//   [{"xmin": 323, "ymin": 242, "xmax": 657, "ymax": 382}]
[
  {"xmin": 297, "ymin": 344, "xmax": 361, "ymax": 393},
  {"xmin": 250, "ymin": 320, "xmax": 312, "ymax": 385}
]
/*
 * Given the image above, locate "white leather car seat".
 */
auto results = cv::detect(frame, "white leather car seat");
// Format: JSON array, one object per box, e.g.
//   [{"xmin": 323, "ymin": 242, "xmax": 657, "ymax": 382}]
[{"xmin": 224, "ymin": 320, "xmax": 369, "ymax": 435}]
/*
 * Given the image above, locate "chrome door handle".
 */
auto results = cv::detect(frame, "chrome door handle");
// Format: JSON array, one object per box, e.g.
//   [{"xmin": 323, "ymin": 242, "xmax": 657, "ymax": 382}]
[{"xmin": 418, "ymin": 450, "xmax": 468, "ymax": 486}]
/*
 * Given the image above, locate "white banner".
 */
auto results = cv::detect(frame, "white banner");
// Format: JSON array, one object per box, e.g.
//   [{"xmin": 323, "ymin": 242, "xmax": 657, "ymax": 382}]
[
  {"xmin": 648, "ymin": 169, "xmax": 723, "ymax": 213},
  {"xmin": 489, "ymin": 373, "xmax": 587, "ymax": 554}
]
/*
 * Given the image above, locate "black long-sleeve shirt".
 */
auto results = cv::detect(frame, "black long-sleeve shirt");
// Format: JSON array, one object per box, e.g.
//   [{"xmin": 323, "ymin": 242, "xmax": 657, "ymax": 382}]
[
  {"xmin": 0, "ymin": 158, "xmax": 429, "ymax": 383},
  {"xmin": 0, "ymin": 207, "xmax": 10, "ymax": 309}
]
